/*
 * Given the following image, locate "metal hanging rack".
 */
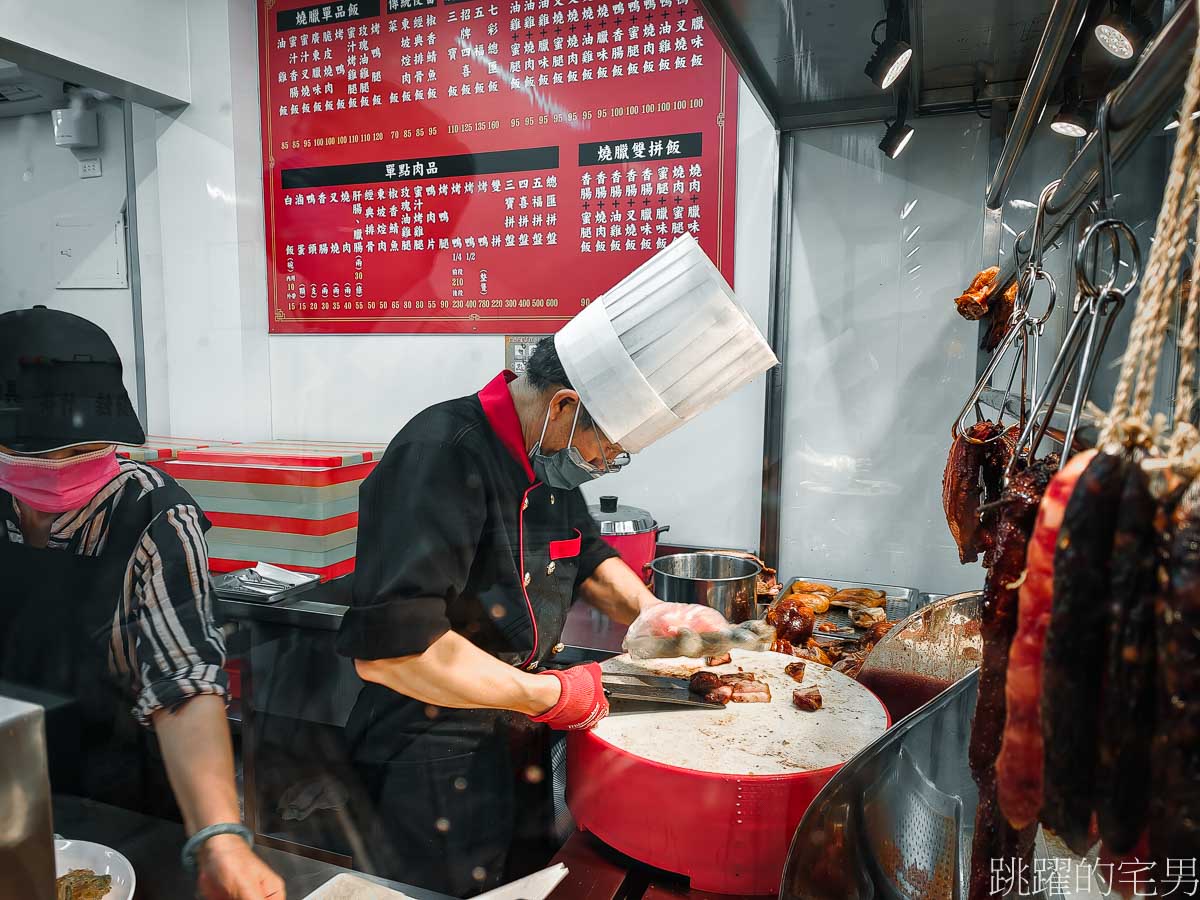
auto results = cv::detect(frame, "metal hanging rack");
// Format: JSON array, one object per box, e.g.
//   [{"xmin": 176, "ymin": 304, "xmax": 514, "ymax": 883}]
[
  {"xmin": 993, "ymin": 0, "xmax": 1196, "ymax": 299},
  {"xmin": 1006, "ymin": 98, "xmax": 1144, "ymax": 474},
  {"xmin": 952, "ymin": 181, "xmax": 1060, "ymax": 445}
]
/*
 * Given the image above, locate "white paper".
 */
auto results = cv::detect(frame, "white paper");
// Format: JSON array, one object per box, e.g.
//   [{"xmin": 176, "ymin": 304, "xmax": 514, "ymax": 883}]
[
  {"xmin": 474, "ymin": 864, "xmax": 569, "ymax": 900},
  {"xmin": 253, "ymin": 561, "xmax": 313, "ymax": 586}
]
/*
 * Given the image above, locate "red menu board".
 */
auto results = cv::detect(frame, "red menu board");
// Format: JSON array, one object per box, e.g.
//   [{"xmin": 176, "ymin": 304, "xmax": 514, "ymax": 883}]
[{"xmin": 258, "ymin": 0, "xmax": 738, "ymax": 334}]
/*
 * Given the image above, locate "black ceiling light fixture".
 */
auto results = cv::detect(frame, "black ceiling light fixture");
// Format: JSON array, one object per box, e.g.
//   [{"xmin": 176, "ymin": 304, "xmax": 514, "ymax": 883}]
[
  {"xmin": 864, "ymin": 0, "xmax": 912, "ymax": 90},
  {"xmin": 880, "ymin": 92, "xmax": 915, "ymax": 159},
  {"xmin": 1094, "ymin": 0, "xmax": 1152, "ymax": 61},
  {"xmin": 1051, "ymin": 52, "xmax": 1090, "ymax": 138}
]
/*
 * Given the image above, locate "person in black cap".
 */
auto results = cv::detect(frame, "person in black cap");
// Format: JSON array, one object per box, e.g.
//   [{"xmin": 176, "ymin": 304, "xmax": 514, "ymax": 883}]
[{"xmin": 0, "ymin": 308, "xmax": 284, "ymax": 899}]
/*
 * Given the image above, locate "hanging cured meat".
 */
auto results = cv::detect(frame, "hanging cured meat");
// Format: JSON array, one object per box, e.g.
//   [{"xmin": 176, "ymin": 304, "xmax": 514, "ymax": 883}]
[
  {"xmin": 954, "ymin": 266, "xmax": 1002, "ymax": 320},
  {"xmin": 1151, "ymin": 475, "xmax": 1200, "ymax": 863},
  {"xmin": 982, "ymin": 281, "xmax": 1021, "ymax": 352},
  {"xmin": 943, "ymin": 420, "xmax": 1003, "ymax": 563},
  {"xmin": 1094, "ymin": 462, "xmax": 1158, "ymax": 854},
  {"xmin": 1041, "ymin": 451, "xmax": 1128, "ymax": 855},
  {"xmin": 995, "ymin": 449, "xmax": 1096, "ymax": 830},
  {"xmin": 967, "ymin": 458, "xmax": 1055, "ymax": 900}
]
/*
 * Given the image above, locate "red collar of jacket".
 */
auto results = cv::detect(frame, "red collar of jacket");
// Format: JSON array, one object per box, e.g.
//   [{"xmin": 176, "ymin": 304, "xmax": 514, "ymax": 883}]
[{"xmin": 478, "ymin": 371, "xmax": 536, "ymax": 482}]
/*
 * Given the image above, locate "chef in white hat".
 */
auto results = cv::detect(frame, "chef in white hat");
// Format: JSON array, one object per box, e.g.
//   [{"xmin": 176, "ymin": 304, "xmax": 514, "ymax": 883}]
[{"xmin": 335, "ymin": 235, "xmax": 777, "ymax": 895}]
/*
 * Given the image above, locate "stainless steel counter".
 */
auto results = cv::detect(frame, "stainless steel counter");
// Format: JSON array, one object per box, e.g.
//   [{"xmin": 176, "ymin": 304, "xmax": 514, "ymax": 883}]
[{"xmin": 52, "ymin": 794, "xmax": 452, "ymax": 899}]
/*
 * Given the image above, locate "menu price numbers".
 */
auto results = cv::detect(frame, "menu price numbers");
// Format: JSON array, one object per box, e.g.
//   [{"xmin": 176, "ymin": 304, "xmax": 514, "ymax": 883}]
[{"xmin": 448, "ymin": 120, "xmax": 502, "ymax": 134}]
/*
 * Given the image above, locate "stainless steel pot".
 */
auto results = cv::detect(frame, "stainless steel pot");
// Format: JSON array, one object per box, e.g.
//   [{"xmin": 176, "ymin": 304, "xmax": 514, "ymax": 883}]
[{"xmin": 649, "ymin": 552, "xmax": 761, "ymax": 623}]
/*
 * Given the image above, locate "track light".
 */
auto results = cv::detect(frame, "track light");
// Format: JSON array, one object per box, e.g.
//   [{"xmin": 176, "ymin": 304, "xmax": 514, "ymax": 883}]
[
  {"xmin": 1051, "ymin": 104, "xmax": 1089, "ymax": 138},
  {"xmin": 1094, "ymin": 0, "xmax": 1152, "ymax": 60},
  {"xmin": 864, "ymin": 3, "xmax": 912, "ymax": 90},
  {"xmin": 1051, "ymin": 63, "xmax": 1090, "ymax": 139},
  {"xmin": 880, "ymin": 119, "xmax": 915, "ymax": 159},
  {"xmin": 865, "ymin": 36, "xmax": 912, "ymax": 90}
]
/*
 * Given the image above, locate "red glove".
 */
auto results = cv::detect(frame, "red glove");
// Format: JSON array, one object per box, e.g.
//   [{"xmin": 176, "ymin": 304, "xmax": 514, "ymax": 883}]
[{"xmin": 530, "ymin": 663, "xmax": 609, "ymax": 731}]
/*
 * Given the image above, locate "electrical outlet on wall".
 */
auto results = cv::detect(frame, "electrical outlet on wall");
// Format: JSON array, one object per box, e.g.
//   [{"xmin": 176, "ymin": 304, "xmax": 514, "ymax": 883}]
[{"xmin": 78, "ymin": 158, "xmax": 102, "ymax": 179}]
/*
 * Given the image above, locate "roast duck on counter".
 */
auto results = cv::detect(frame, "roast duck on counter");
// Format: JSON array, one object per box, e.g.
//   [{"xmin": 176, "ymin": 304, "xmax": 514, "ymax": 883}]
[{"xmin": 940, "ymin": 438, "xmax": 1200, "ymax": 896}]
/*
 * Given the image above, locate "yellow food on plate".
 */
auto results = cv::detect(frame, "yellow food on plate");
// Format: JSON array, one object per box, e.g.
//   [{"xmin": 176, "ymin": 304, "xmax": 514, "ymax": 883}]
[{"xmin": 56, "ymin": 868, "xmax": 112, "ymax": 900}]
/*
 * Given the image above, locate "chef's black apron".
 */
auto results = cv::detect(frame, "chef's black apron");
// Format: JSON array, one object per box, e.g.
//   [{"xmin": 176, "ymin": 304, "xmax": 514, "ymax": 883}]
[
  {"xmin": 346, "ymin": 481, "xmax": 585, "ymax": 897},
  {"xmin": 0, "ymin": 485, "xmax": 188, "ymax": 818}
]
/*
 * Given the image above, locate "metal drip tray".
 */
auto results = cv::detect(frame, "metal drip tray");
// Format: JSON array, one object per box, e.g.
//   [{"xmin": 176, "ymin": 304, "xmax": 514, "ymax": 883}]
[{"xmin": 779, "ymin": 671, "xmax": 980, "ymax": 900}]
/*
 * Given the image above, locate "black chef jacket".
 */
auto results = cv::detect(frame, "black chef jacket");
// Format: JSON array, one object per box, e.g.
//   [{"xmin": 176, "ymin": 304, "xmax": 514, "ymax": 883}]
[
  {"xmin": 334, "ymin": 371, "xmax": 619, "ymax": 893},
  {"xmin": 336, "ymin": 370, "xmax": 618, "ymax": 748}
]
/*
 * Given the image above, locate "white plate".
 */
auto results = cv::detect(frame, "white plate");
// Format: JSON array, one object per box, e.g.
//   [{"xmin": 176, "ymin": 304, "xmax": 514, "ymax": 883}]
[{"xmin": 55, "ymin": 839, "xmax": 135, "ymax": 900}]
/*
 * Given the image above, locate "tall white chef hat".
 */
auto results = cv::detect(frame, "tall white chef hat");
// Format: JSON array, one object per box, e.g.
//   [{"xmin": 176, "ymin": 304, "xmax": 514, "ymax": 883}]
[{"xmin": 555, "ymin": 234, "xmax": 778, "ymax": 454}]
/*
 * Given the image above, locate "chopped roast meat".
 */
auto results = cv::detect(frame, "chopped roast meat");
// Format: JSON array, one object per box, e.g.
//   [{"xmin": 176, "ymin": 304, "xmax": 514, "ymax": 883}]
[
  {"xmin": 706, "ymin": 652, "xmax": 732, "ymax": 667},
  {"xmin": 1096, "ymin": 462, "xmax": 1158, "ymax": 854},
  {"xmin": 817, "ymin": 622, "xmax": 840, "ymax": 633},
  {"xmin": 864, "ymin": 620, "xmax": 894, "ymax": 645},
  {"xmin": 1151, "ymin": 475, "xmax": 1200, "ymax": 864},
  {"xmin": 767, "ymin": 595, "xmax": 816, "ymax": 645},
  {"xmin": 771, "ymin": 638, "xmax": 795, "ymax": 656},
  {"xmin": 703, "ymin": 685, "xmax": 734, "ymax": 705},
  {"xmin": 833, "ymin": 651, "xmax": 869, "ymax": 679},
  {"xmin": 832, "ymin": 588, "xmax": 886, "ymax": 607},
  {"xmin": 996, "ymin": 450, "xmax": 1095, "ymax": 831},
  {"xmin": 967, "ymin": 459, "xmax": 1054, "ymax": 900},
  {"xmin": 1042, "ymin": 452, "xmax": 1127, "ymax": 855},
  {"xmin": 730, "ymin": 680, "xmax": 772, "ymax": 703},
  {"xmin": 718, "ymin": 672, "xmax": 757, "ymax": 685},
  {"xmin": 785, "ymin": 661, "xmax": 807, "ymax": 683},
  {"xmin": 688, "ymin": 671, "xmax": 723, "ymax": 694},
  {"xmin": 792, "ymin": 688, "xmax": 823, "ymax": 711},
  {"xmin": 954, "ymin": 266, "xmax": 1001, "ymax": 320},
  {"xmin": 796, "ymin": 641, "xmax": 834, "ymax": 667},
  {"xmin": 850, "ymin": 607, "xmax": 887, "ymax": 629},
  {"xmin": 943, "ymin": 420, "xmax": 1003, "ymax": 564}
]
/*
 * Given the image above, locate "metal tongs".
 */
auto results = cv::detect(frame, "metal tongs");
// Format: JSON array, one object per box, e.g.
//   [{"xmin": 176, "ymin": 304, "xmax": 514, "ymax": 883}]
[
  {"xmin": 1006, "ymin": 99, "xmax": 1142, "ymax": 474},
  {"xmin": 952, "ymin": 180, "xmax": 1060, "ymax": 446}
]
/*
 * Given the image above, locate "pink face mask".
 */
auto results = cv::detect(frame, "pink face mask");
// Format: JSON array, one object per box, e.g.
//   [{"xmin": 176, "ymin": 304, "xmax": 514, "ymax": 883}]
[{"xmin": 0, "ymin": 446, "xmax": 120, "ymax": 514}]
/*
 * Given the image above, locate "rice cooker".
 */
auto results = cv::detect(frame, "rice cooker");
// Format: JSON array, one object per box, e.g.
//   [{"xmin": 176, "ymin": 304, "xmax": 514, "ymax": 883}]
[{"xmin": 589, "ymin": 496, "xmax": 667, "ymax": 583}]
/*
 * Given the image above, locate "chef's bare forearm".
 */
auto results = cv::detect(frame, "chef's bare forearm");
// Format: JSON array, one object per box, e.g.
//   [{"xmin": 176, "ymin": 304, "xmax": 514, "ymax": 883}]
[
  {"xmin": 152, "ymin": 694, "xmax": 242, "ymax": 834},
  {"xmin": 355, "ymin": 630, "xmax": 562, "ymax": 715},
  {"xmin": 578, "ymin": 556, "xmax": 661, "ymax": 625}
]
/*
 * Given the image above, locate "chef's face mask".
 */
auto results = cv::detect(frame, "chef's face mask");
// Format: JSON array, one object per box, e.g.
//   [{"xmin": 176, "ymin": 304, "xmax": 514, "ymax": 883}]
[
  {"xmin": 529, "ymin": 399, "xmax": 630, "ymax": 490},
  {"xmin": 0, "ymin": 445, "xmax": 120, "ymax": 514}
]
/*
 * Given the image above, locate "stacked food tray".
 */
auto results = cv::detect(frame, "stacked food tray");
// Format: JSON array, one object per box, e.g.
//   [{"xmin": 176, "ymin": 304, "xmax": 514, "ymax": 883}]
[
  {"xmin": 116, "ymin": 434, "xmax": 233, "ymax": 462},
  {"xmin": 156, "ymin": 440, "xmax": 387, "ymax": 580},
  {"xmin": 777, "ymin": 577, "xmax": 922, "ymax": 637}
]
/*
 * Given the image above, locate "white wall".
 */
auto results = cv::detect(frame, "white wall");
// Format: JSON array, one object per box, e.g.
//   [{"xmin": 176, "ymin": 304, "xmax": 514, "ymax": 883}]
[
  {"xmin": 0, "ymin": 99, "xmax": 139, "ymax": 406},
  {"xmin": 0, "ymin": 0, "xmax": 189, "ymax": 105},
  {"xmin": 144, "ymin": 0, "xmax": 273, "ymax": 441},
  {"xmin": 779, "ymin": 116, "xmax": 989, "ymax": 595}
]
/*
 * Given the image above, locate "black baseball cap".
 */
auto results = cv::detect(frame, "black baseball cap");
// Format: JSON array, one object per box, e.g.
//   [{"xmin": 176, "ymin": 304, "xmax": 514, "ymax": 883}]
[{"xmin": 0, "ymin": 307, "xmax": 146, "ymax": 453}]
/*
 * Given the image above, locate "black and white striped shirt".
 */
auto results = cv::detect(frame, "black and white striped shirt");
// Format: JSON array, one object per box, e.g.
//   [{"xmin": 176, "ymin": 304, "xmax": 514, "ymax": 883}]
[{"xmin": 1, "ymin": 458, "xmax": 227, "ymax": 725}]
